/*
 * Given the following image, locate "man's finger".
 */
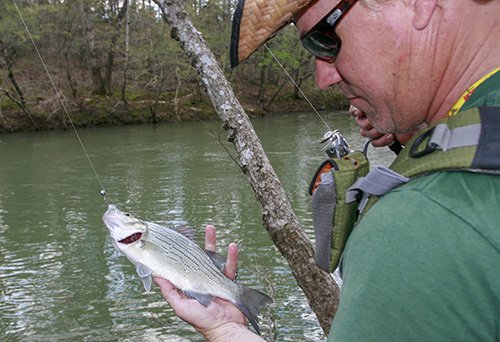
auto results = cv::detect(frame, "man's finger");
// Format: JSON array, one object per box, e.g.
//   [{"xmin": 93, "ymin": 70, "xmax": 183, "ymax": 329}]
[
  {"xmin": 371, "ymin": 133, "xmax": 394, "ymax": 147},
  {"xmin": 224, "ymin": 243, "xmax": 238, "ymax": 280},
  {"xmin": 205, "ymin": 225, "xmax": 216, "ymax": 252}
]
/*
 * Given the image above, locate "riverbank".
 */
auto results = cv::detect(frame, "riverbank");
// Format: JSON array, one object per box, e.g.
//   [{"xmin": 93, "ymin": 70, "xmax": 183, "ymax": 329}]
[{"xmin": 0, "ymin": 87, "xmax": 349, "ymax": 133}]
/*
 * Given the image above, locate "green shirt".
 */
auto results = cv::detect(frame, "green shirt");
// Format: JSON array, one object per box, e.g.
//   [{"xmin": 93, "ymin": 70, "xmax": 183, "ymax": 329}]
[{"xmin": 329, "ymin": 70, "xmax": 500, "ymax": 341}]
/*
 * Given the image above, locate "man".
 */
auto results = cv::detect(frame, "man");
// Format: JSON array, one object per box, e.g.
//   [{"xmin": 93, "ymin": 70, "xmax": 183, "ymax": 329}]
[{"xmin": 156, "ymin": 0, "xmax": 500, "ymax": 340}]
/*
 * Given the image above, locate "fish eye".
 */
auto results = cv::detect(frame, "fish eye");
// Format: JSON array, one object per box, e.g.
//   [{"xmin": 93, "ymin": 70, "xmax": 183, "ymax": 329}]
[{"xmin": 125, "ymin": 213, "xmax": 131, "ymax": 217}]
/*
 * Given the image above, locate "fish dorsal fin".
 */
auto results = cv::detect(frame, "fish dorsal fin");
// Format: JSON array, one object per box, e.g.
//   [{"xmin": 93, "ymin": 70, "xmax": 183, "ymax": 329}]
[
  {"xmin": 136, "ymin": 262, "xmax": 153, "ymax": 292},
  {"xmin": 174, "ymin": 225, "xmax": 196, "ymax": 241},
  {"xmin": 205, "ymin": 250, "xmax": 226, "ymax": 273}
]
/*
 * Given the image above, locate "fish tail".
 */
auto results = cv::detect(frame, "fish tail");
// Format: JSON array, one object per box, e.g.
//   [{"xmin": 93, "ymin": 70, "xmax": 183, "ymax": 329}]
[{"xmin": 235, "ymin": 286, "xmax": 273, "ymax": 335}]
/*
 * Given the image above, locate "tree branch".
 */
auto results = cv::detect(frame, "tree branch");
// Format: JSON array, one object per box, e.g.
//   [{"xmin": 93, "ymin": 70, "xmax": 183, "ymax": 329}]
[{"xmin": 152, "ymin": 0, "xmax": 339, "ymax": 335}]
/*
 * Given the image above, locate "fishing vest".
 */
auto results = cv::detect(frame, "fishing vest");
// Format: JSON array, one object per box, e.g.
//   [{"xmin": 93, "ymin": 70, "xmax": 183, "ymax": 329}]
[{"xmin": 310, "ymin": 106, "xmax": 500, "ymax": 273}]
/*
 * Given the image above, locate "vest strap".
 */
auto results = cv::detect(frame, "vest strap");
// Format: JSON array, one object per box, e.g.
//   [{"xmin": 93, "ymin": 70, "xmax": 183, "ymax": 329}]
[
  {"xmin": 346, "ymin": 165, "xmax": 410, "ymax": 212},
  {"xmin": 473, "ymin": 107, "xmax": 500, "ymax": 169},
  {"xmin": 430, "ymin": 123, "xmax": 481, "ymax": 151}
]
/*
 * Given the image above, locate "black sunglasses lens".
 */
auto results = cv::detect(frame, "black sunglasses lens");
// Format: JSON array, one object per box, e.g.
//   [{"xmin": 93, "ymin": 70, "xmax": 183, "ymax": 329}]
[
  {"xmin": 299, "ymin": 0, "xmax": 358, "ymax": 61},
  {"xmin": 302, "ymin": 31, "xmax": 341, "ymax": 61}
]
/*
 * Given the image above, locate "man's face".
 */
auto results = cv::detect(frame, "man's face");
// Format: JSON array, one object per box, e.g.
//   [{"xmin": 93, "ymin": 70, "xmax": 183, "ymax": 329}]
[{"xmin": 295, "ymin": 0, "xmax": 433, "ymax": 134}]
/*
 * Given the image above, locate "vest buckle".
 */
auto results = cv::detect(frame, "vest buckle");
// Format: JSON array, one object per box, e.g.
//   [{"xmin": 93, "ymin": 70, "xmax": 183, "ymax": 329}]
[{"xmin": 409, "ymin": 127, "xmax": 438, "ymax": 158}]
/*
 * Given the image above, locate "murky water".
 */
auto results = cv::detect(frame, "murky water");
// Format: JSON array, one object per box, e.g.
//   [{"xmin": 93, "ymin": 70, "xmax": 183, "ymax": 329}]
[{"xmin": 0, "ymin": 112, "xmax": 395, "ymax": 341}]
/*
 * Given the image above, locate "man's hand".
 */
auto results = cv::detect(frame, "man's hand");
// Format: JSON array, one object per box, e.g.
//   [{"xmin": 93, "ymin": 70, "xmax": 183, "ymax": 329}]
[
  {"xmin": 349, "ymin": 105, "xmax": 412, "ymax": 147},
  {"xmin": 154, "ymin": 225, "xmax": 262, "ymax": 341},
  {"xmin": 204, "ymin": 225, "xmax": 238, "ymax": 280}
]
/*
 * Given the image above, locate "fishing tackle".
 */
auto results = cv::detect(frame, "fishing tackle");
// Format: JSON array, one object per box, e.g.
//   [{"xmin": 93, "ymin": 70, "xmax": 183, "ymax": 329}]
[
  {"xmin": 264, "ymin": 44, "xmax": 357, "ymax": 160},
  {"xmin": 320, "ymin": 129, "xmax": 352, "ymax": 159}
]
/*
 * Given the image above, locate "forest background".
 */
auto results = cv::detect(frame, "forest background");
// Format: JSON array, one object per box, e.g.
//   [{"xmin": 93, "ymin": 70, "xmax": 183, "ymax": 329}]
[{"xmin": 0, "ymin": 0, "xmax": 348, "ymax": 133}]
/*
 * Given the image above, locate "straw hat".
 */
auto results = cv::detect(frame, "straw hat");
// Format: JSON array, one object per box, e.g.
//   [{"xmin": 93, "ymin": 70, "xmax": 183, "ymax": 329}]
[{"xmin": 230, "ymin": 0, "xmax": 315, "ymax": 68}]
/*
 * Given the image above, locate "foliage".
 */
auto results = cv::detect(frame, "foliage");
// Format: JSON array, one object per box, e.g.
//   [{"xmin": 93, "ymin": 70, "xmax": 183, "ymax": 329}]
[
  {"xmin": 0, "ymin": 2, "xmax": 32, "ymax": 60},
  {"xmin": 0, "ymin": 0, "xmax": 348, "ymax": 132}
]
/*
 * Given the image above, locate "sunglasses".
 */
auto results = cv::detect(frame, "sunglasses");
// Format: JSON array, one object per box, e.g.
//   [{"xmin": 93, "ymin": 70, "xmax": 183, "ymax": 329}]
[{"xmin": 300, "ymin": 0, "xmax": 358, "ymax": 62}]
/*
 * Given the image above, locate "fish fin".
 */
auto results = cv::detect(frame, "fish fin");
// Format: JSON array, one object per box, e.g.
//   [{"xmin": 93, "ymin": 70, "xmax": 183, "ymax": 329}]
[
  {"xmin": 136, "ymin": 262, "xmax": 153, "ymax": 278},
  {"xmin": 136, "ymin": 262, "xmax": 153, "ymax": 292},
  {"xmin": 174, "ymin": 225, "xmax": 196, "ymax": 241},
  {"xmin": 204, "ymin": 250, "xmax": 226, "ymax": 273},
  {"xmin": 141, "ymin": 275, "xmax": 153, "ymax": 292},
  {"xmin": 183, "ymin": 290, "xmax": 214, "ymax": 307},
  {"xmin": 235, "ymin": 286, "xmax": 274, "ymax": 335}
]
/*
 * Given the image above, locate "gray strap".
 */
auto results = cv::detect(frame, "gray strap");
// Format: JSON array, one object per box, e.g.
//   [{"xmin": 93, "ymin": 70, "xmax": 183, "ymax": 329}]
[
  {"xmin": 311, "ymin": 172, "xmax": 335, "ymax": 272},
  {"xmin": 430, "ymin": 123, "xmax": 481, "ymax": 151},
  {"xmin": 346, "ymin": 165, "xmax": 409, "ymax": 212}
]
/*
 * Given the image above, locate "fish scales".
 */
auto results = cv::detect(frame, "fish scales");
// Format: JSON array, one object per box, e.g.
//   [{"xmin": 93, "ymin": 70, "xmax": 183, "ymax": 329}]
[
  {"xmin": 146, "ymin": 235, "xmax": 233, "ymax": 296},
  {"xmin": 102, "ymin": 204, "xmax": 273, "ymax": 334},
  {"xmin": 149, "ymin": 225, "xmax": 214, "ymax": 269},
  {"xmin": 146, "ymin": 224, "xmax": 232, "ymax": 291}
]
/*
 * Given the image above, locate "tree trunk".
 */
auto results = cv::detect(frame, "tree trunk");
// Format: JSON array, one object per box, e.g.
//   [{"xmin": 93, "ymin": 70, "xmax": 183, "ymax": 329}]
[
  {"xmin": 257, "ymin": 61, "xmax": 268, "ymax": 112},
  {"xmin": 152, "ymin": 0, "xmax": 340, "ymax": 335},
  {"xmin": 105, "ymin": 0, "xmax": 129, "ymax": 95},
  {"xmin": 121, "ymin": 0, "xmax": 130, "ymax": 103},
  {"xmin": 79, "ymin": 0, "xmax": 108, "ymax": 96},
  {"xmin": 0, "ymin": 56, "xmax": 38, "ymax": 130}
]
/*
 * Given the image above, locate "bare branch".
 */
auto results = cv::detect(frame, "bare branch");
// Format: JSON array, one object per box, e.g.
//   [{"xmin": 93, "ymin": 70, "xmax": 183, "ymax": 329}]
[{"xmin": 152, "ymin": 0, "xmax": 339, "ymax": 334}]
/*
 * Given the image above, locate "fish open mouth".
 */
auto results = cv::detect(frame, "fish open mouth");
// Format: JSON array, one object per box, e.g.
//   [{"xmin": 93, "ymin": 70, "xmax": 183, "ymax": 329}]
[{"xmin": 118, "ymin": 232, "xmax": 142, "ymax": 244}]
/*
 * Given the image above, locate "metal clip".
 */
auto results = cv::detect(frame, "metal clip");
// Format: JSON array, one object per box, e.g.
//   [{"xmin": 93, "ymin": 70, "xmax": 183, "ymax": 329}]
[{"xmin": 409, "ymin": 127, "xmax": 437, "ymax": 158}]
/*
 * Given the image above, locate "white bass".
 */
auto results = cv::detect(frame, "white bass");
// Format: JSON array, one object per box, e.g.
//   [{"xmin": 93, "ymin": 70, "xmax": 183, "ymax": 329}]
[{"xmin": 102, "ymin": 204, "xmax": 272, "ymax": 334}]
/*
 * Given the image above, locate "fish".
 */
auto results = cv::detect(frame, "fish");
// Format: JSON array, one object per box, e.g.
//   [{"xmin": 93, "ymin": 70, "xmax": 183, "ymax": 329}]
[{"xmin": 102, "ymin": 204, "xmax": 273, "ymax": 334}]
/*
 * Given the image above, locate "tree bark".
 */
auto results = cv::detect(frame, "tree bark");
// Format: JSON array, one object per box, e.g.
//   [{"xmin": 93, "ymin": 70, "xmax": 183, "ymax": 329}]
[
  {"xmin": 0, "ymin": 55, "xmax": 38, "ymax": 129},
  {"xmin": 152, "ymin": 0, "xmax": 340, "ymax": 335},
  {"xmin": 79, "ymin": 0, "xmax": 108, "ymax": 96},
  {"xmin": 121, "ymin": 0, "xmax": 130, "ymax": 103},
  {"xmin": 105, "ymin": 0, "xmax": 129, "ymax": 94}
]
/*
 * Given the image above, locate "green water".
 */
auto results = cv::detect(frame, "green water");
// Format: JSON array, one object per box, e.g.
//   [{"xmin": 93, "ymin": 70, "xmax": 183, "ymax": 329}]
[{"xmin": 0, "ymin": 112, "xmax": 395, "ymax": 341}]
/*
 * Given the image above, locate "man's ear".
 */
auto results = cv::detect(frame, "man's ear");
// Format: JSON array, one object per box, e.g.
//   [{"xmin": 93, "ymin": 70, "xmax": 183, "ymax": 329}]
[{"xmin": 412, "ymin": 0, "xmax": 438, "ymax": 30}]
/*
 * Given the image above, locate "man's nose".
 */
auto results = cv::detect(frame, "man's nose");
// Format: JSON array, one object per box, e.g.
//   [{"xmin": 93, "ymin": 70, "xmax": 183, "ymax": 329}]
[{"xmin": 315, "ymin": 58, "xmax": 342, "ymax": 89}]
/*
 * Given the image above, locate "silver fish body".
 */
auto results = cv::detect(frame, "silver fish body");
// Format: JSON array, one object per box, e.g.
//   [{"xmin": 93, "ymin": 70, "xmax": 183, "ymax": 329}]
[{"xmin": 102, "ymin": 204, "xmax": 272, "ymax": 333}]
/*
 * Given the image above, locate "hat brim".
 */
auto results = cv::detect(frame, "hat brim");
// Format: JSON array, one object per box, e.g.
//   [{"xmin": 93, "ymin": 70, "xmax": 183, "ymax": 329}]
[{"xmin": 230, "ymin": 0, "xmax": 315, "ymax": 68}]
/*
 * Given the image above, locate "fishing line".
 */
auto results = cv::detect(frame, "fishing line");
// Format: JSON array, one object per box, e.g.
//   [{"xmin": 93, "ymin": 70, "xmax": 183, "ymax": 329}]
[
  {"xmin": 264, "ymin": 44, "xmax": 332, "ymax": 132},
  {"xmin": 265, "ymin": 44, "xmax": 370, "ymax": 158},
  {"xmin": 12, "ymin": 0, "xmax": 108, "ymax": 203}
]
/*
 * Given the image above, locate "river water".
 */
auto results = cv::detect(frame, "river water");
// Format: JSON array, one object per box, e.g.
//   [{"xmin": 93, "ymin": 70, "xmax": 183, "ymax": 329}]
[{"xmin": 0, "ymin": 112, "xmax": 395, "ymax": 341}]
